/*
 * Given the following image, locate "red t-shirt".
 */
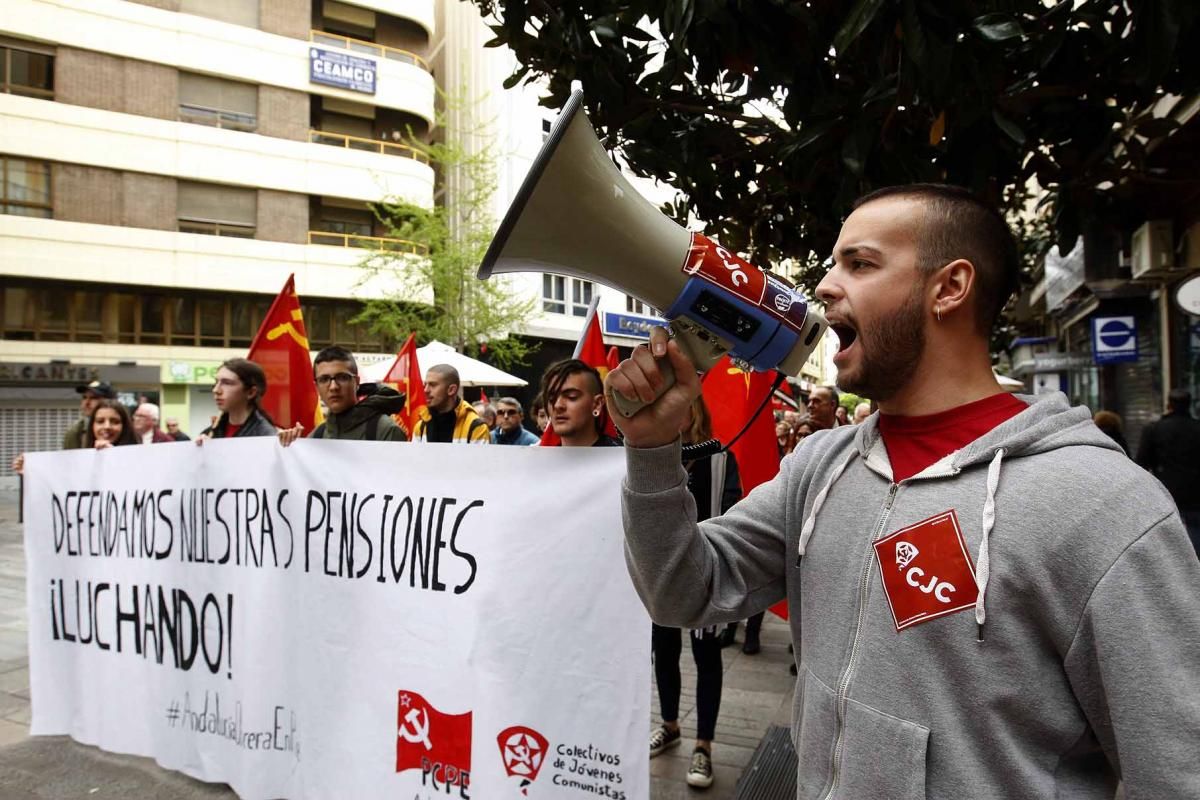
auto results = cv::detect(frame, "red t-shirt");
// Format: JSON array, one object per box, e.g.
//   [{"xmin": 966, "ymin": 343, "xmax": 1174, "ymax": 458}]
[
  {"xmin": 878, "ymin": 393, "xmax": 1027, "ymax": 483},
  {"xmin": 223, "ymin": 423, "xmax": 242, "ymax": 438}
]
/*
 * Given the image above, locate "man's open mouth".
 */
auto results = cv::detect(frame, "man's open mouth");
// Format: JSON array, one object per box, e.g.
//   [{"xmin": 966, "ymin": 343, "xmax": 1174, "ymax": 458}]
[{"xmin": 831, "ymin": 322, "xmax": 858, "ymax": 352}]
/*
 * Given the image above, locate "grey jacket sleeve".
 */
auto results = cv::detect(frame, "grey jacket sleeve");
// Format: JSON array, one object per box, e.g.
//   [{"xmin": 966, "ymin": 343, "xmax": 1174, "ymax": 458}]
[
  {"xmin": 377, "ymin": 416, "xmax": 407, "ymax": 442},
  {"xmin": 622, "ymin": 439, "xmax": 790, "ymax": 629},
  {"xmin": 1062, "ymin": 513, "xmax": 1200, "ymax": 799}
]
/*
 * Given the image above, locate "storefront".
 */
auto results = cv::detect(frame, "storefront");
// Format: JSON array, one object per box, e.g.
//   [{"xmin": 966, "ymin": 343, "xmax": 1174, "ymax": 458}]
[{"xmin": 0, "ymin": 361, "xmax": 160, "ymax": 487}]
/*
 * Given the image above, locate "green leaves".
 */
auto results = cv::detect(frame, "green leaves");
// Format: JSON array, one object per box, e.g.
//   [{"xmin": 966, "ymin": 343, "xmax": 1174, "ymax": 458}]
[
  {"xmin": 972, "ymin": 13, "xmax": 1024, "ymax": 42},
  {"xmin": 834, "ymin": 0, "xmax": 887, "ymax": 56},
  {"xmin": 469, "ymin": 0, "xmax": 1200, "ymax": 292}
]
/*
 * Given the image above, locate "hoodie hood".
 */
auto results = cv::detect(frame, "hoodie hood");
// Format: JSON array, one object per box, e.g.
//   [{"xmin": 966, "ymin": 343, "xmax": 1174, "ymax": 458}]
[
  {"xmin": 851, "ymin": 392, "xmax": 1123, "ymax": 474},
  {"xmin": 327, "ymin": 385, "xmax": 406, "ymax": 435}
]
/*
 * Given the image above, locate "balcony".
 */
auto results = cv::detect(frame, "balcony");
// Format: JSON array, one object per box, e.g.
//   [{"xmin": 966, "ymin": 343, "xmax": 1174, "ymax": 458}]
[
  {"xmin": 308, "ymin": 230, "xmax": 426, "ymax": 254},
  {"xmin": 310, "ymin": 30, "xmax": 429, "ymax": 72},
  {"xmin": 308, "ymin": 130, "xmax": 429, "ymax": 164}
]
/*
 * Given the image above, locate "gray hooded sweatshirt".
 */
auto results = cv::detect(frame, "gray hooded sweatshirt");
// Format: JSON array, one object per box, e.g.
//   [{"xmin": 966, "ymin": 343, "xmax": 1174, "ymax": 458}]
[{"xmin": 622, "ymin": 393, "xmax": 1200, "ymax": 799}]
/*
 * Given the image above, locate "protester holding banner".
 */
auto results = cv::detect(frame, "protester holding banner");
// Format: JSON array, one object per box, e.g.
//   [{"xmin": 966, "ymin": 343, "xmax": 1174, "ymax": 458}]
[
  {"xmin": 412, "ymin": 365, "xmax": 490, "ymax": 444},
  {"xmin": 278, "ymin": 347, "xmax": 407, "ymax": 444},
  {"xmin": 539, "ymin": 359, "xmax": 619, "ymax": 447},
  {"xmin": 198, "ymin": 359, "xmax": 278, "ymax": 440},
  {"xmin": 609, "ymin": 184, "xmax": 1200, "ymax": 797},
  {"xmin": 83, "ymin": 399, "xmax": 139, "ymax": 449},
  {"xmin": 649, "ymin": 395, "xmax": 740, "ymax": 789}
]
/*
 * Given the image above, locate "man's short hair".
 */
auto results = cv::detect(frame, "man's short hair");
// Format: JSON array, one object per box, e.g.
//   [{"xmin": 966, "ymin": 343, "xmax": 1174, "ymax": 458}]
[
  {"xmin": 136, "ymin": 403, "xmax": 160, "ymax": 421},
  {"xmin": 496, "ymin": 397, "xmax": 524, "ymax": 415},
  {"xmin": 313, "ymin": 346, "xmax": 358, "ymax": 377},
  {"xmin": 814, "ymin": 385, "xmax": 839, "ymax": 407},
  {"xmin": 428, "ymin": 364, "xmax": 460, "ymax": 388},
  {"xmin": 852, "ymin": 183, "xmax": 1020, "ymax": 335}
]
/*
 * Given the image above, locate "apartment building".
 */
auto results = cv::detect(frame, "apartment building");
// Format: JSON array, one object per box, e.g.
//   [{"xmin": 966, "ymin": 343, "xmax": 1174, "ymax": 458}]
[{"xmin": 0, "ymin": 0, "xmax": 437, "ymax": 465}]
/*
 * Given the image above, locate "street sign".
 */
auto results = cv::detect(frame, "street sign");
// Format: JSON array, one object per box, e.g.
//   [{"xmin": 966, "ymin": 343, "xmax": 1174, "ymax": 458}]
[{"xmin": 1091, "ymin": 316, "xmax": 1139, "ymax": 365}]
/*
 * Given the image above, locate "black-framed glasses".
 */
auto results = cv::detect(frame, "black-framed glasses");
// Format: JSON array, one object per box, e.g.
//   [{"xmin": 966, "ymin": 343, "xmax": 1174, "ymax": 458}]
[{"xmin": 316, "ymin": 372, "xmax": 356, "ymax": 386}]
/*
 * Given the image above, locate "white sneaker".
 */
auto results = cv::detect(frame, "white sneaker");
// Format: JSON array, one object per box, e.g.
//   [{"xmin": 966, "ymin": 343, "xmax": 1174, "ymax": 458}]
[
  {"xmin": 649, "ymin": 725, "xmax": 681, "ymax": 758},
  {"xmin": 686, "ymin": 748, "xmax": 714, "ymax": 789}
]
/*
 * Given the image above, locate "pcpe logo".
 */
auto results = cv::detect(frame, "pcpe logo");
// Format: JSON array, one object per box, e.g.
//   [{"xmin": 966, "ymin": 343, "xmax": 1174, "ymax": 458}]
[
  {"xmin": 396, "ymin": 690, "xmax": 472, "ymax": 798},
  {"xmin": 1091, "ymin": 316, "xmax": 1138, "ymax": 364}
]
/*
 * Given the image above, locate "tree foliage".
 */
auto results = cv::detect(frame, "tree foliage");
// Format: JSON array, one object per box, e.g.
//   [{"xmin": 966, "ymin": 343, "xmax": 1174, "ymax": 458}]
[
  {"xmin": 472, "ymin": 0, "xmax": 1200, "ymax": 290},
  {"xmin": 355, "ymin": 93, "xmax": 538, "ymax": 369}
]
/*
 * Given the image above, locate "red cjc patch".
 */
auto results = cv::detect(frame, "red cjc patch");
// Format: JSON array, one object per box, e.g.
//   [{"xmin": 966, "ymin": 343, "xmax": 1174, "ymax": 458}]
[{"xmin": 873, "ymin": 510, "xmax": 979, "ymax": 631}]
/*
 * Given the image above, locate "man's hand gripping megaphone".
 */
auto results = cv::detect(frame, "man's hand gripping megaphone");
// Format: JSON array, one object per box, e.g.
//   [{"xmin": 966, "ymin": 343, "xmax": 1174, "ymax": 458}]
[{"xmin": 606, "ymin": 327, "xmax": 702, "ymax": 449}]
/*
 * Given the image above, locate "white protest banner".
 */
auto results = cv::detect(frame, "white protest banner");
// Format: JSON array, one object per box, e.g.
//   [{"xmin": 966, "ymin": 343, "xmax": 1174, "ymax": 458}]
[{"xmin": 23, "ymin": 439, "xmax": 649, "ymax": 800}]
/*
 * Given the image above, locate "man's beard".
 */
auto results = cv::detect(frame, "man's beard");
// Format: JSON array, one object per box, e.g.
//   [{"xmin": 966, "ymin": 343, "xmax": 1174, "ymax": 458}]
[{"xmin": 837, "ymin": 287, "xmax": 925, "ymax": 401}]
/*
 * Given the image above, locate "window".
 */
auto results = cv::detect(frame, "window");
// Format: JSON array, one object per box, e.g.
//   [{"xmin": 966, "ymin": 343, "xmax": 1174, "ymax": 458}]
[
  {"xmin": 542, "ymin": 118, "xmax": 552, "ymax": 142},
  {"xmin": 543, "ymin": 274, "xmax": 565, "ymax": 314},
  {"xmin": 1, "ymin": 157, "xmax": 51, "ymax": 218},
  {"xmin": 1, "ymin": 43, "xmax": 54, "ymax": 99},
  {"xmin": 571, "ymin": 278, "xmax": 594, "ymax": 317},
  {"xmin": 178, "ymin": 181, "xmax": 256, "ymax": 237},
  {"xmin": 179, "ymin": 72, "xmax": 257, "ymax": 131},
  {"xmin": 626, "ymin": 296, "xmax": 654, "ymax": 315},
  {"xmin": 314, "ymin": 203, "xmax": 373, "ymax": 238},
  {"xmin": 180, "ymin": 0, "xmax": 259, "ymax": 29}
]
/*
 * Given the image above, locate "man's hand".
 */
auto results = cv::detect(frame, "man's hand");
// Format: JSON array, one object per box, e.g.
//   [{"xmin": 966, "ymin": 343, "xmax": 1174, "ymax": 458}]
[
  {"xmin": 11, "ymin": 453, "xmax": 24, "ymax": 476},
  {"xmin": 277, "ymin": 423, "xmax": 305, "ymax": 448},
  {"xmin": 605, "ymin": 326, "xmax": 701, "ymax": 448}
]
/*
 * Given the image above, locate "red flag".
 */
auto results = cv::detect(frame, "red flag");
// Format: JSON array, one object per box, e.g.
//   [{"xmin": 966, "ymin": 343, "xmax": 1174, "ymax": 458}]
[
  {"xmin": 479, "ymin": 389, "xmax": 490, "ymax": 406},
  {"xmin": 702, "ymin": 357, "xmax": 789, "ymax": 619},
  {"xmin": 396, "ymin": 690, "xmax": 472, "ymax": 786},
  {"xmin": 606, "ymin": 345, "xmax": 620, "ymax": 372},
  {"xmin": 540, "ymin": 299, "xmax": 617, "ymax": 445},
  {"xmin": 246, "ymin": 275, "xmax": 322, "ymax": 430},
  {"xmin": 384, "ymin": 333, "xmax": 428, "ymax": 437}
]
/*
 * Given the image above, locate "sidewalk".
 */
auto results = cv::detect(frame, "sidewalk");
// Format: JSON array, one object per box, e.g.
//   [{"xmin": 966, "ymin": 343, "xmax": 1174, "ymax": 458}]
[{"xmin": 0, "ymin": 494, "xmax": 797, "ymax": 799}]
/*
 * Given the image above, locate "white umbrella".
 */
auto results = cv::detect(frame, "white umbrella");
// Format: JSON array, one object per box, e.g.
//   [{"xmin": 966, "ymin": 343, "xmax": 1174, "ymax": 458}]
[{"xmin": 359, "ymin": 341, "xmax": 527, "ymax": 387}]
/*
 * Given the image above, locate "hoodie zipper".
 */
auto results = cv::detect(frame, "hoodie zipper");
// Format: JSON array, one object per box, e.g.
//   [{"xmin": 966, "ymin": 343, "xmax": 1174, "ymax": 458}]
[{"xmin": 820, "ymin": 482, "xmax": 898, "ymax": 800}]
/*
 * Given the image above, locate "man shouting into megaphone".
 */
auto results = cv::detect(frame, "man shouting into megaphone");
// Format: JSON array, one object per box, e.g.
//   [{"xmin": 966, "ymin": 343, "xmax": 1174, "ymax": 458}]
[{"xmin": 608, "ymin": 183, "xmax": 1200, "ymax": 799}]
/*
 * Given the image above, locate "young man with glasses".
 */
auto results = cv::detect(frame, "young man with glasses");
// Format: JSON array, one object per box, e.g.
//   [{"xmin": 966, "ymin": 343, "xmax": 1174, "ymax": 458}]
[
  {"xmin": 278, "ymin": 346, "xmax": 406, "ymax": 444},
  {"xmin": 491, "ymin": 398, "xmax": 539, "ymax": 446}
]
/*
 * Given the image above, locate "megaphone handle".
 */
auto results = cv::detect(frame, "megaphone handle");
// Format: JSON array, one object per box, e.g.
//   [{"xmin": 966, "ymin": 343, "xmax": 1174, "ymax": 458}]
[{"xmin": 607, "ymin": 357, "xmax": 677, "ymax": 419}]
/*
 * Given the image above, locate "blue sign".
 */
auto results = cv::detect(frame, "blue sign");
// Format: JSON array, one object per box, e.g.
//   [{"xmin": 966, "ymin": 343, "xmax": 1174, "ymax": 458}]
[
  {"xmin": 1090, "ymin": 315, "xmax": 1138, "ymax": 365},
  {"xmin": 309, "ymin": 47, "xmax": 376, "ymax": 95},
  {"xmin": 603, "ymin": 312, "xmax": 667, "ymax": 340}
]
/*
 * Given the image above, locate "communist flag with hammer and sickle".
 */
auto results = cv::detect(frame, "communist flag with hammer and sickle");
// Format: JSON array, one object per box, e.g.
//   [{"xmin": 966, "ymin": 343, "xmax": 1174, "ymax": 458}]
[{"xmin": 247, "ymin": 274, "xmax": 323, "ymax": 431}]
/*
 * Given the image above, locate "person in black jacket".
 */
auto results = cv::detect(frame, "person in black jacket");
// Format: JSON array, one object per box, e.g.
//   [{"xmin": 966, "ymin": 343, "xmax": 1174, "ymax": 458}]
[
  {"xmin": 1137, "ymin": 388, "xmax": 1200, "ymax": 555},
  {"xmin": 198, "ymin": 358, "xmax": 277, "ymax": 440},
  {"xmin": 277, "ymin": 346, "xmax": 407, "ymax": 444},
  {"xmin": 648, "ymin": 395, "xmax": 740, "ymax": 789}
]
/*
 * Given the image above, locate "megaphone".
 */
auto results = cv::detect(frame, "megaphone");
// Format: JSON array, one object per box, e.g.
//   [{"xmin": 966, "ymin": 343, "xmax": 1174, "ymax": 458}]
[{"xmin": 478, "ymin": 90, "xmax": 827, "ymax": 416}]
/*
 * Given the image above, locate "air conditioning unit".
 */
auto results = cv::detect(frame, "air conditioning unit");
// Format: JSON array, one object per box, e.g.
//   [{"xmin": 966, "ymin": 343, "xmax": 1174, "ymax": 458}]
[{"xmin": 1130, "ymin": 220, "xmax": 1174, "ymax": 279}]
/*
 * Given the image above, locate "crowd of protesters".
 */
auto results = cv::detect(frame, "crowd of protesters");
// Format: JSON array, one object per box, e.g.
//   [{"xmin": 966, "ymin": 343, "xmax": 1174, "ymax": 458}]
[{"xmin": 9, "ymin": 340, "xmax": 1200, "ymax": 792}]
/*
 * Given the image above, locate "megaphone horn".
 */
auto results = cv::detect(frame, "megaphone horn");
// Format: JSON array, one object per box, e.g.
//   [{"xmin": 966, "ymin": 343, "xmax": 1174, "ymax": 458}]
[{"xmin": 478, "ymin": 90, "xmax": 827, "ymax": 417}]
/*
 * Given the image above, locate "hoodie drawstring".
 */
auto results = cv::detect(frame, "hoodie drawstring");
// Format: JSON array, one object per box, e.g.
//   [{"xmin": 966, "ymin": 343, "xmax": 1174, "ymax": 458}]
[
  {"xmin": 797, "ymin": 450, "xmax": 857, "ymax": 563},
  {"xmin": 975, "ymin": 448, "xmax": 1006, "ymax": 641}
]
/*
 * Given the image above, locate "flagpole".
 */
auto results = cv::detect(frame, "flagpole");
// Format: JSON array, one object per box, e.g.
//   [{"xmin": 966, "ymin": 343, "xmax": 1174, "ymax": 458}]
[{"xmin": 572, "ymin": 293, "xmax": 602, "ymax": 360}]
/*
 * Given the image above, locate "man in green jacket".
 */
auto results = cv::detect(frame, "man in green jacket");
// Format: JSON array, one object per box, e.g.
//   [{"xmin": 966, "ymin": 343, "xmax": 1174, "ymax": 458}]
[{"xmin": 278, "ymin": 347, "xmax": 406, "ymax": 444}]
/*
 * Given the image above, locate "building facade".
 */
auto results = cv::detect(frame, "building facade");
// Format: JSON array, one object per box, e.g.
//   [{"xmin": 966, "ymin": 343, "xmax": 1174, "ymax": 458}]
[{"xmin": 1, "ymin": 0, "xmax": 437, "ymax": 475}]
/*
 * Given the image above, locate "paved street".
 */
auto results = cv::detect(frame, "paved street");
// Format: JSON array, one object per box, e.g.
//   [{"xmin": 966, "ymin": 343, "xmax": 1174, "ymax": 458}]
[{"xmin": 0, "ymin": 493, "xmax": 797, "ymax": 799}]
